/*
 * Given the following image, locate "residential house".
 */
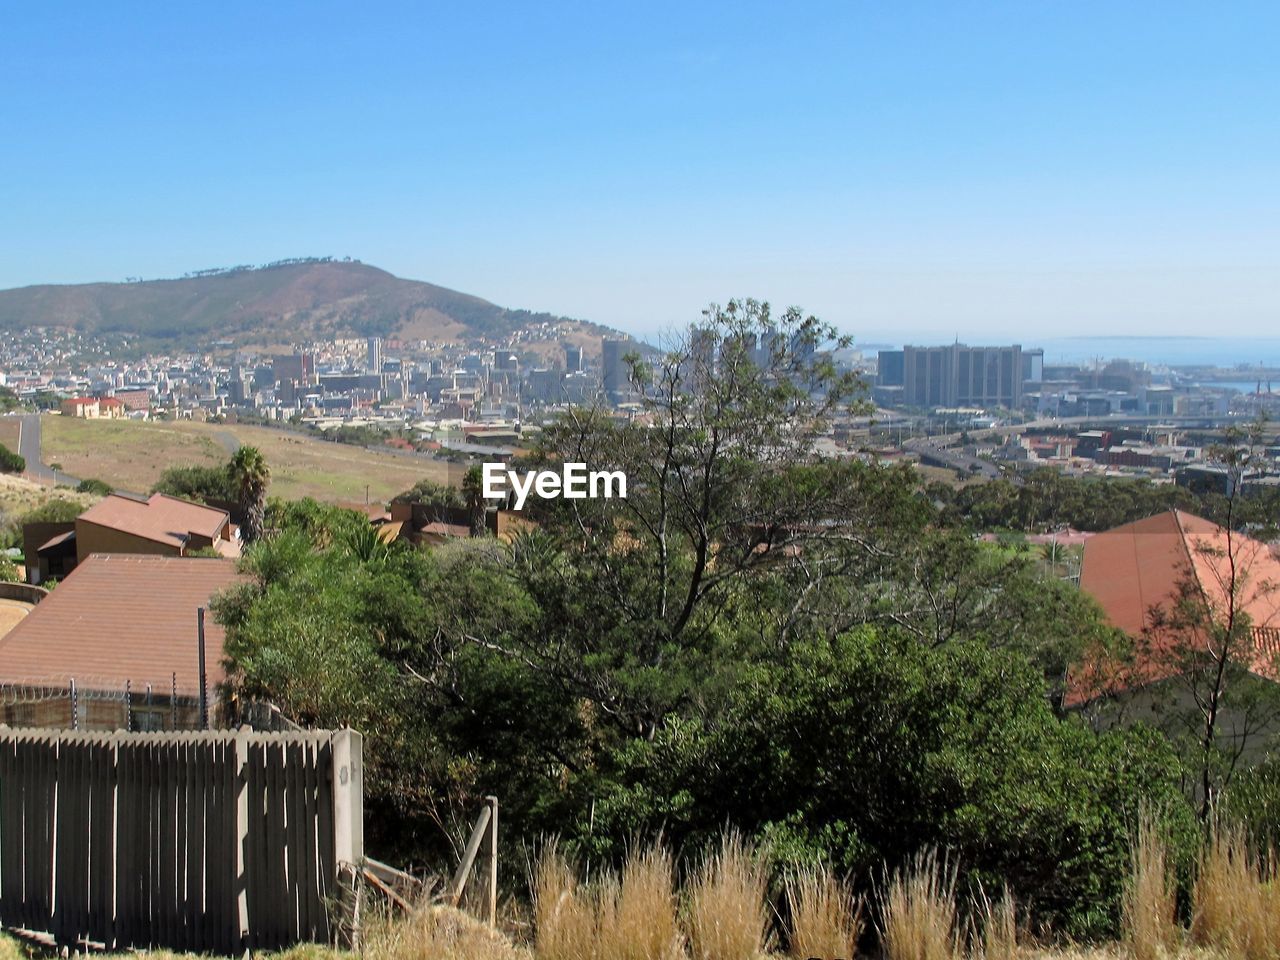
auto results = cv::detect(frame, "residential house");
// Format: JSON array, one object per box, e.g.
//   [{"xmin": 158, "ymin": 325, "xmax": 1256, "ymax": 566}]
[
  {"xmin": 24, "ymin": 492, "xmax": 240, "ymax": 584},
  {"xmin": 0, "ymin": 555, "xmax": 244, "ymax": 730},
  {"xmin": 1068, "ymin": 510, "xmax": 1280, "ymax": 755},
  {"xmin": 59, "ymin": 396, "xmax": 126, "ymax": 419}
]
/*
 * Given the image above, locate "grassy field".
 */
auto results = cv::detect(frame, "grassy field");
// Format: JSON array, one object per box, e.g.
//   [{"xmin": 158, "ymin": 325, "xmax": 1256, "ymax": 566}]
[
  {"xmin": 0, "ymin": 417, "xmax": 20, "ymax": 454},
  {"xmin": 40, "ymin": 415, "xmax": 456, "ymax": 503}
]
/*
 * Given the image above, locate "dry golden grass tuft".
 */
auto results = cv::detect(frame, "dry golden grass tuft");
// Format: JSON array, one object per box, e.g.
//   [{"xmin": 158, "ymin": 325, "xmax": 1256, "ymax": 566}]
[
  {"xmin": 686, "ymin": 831, "xmax": 771, "ymax": 960},
  {"xmin": 365, "ymin": 902, "xmax": 531, "ymax": 960},
  {"xmin": 533, "ymin": 841, "xmax": 596, "ymax": 960},
  {"xmin": 784, "ymin": 862, "xmax": 862, "ymax": 959},
  {"xmin": 1191, "ymin": 822, "xmax": 1280, "ymax": 960},
  {"xmin": 597, "ymin": 843, "xmax": 684, "ymax": 960},
  {"xmin": 879, "ymin": 850, "xmax": 961, "ymax": 960},
  {"xmin": 971, "ymin": 884, "xmax": 1019, "ymax": 960},
  {"xmin": 1122, "ymin": 811, "xmax": 1179, "ymax": 960}
]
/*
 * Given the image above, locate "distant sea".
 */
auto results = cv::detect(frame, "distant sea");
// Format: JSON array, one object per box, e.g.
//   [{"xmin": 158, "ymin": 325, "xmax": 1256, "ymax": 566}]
[
  {"xmin": 1034, "ymin": 337, "xmax": 1280, "ymax": 369},
  {"xmin": 860, "ymin": 336, "xmax": 1280, "ymax": 370}
]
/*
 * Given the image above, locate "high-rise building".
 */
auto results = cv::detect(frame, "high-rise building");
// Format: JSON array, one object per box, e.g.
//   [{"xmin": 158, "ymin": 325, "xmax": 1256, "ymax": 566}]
[
  {"xmin": 902, "ymin": 344, "xmax": 1024, "ymax": 409},
  {"xmin": 273, "ymin": 352, "xmax": 315, "ymax": 386},
  {"xmin": 877, "ymin": 350, "xmax": 905, "ymax": 386},
  {"xmin": 1021, "ymin": 348, "xmax": 1044, "ymax": 384},
  {"xmin": 564, "ymin": 344, "xmax": 582, "ymax": 373},
  {"xmin": 367, "ymin": 337, "xmax": 383, "ymax": 374},
  {"xmin": 602, "ymin": 338, "xmax": 631, "ymax": 401}
]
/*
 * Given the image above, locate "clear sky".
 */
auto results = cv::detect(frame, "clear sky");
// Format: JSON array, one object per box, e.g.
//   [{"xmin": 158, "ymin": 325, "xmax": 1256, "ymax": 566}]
[{"xmin": 2, "ymin": 1, "xmax": 1277, "ymax": 343}]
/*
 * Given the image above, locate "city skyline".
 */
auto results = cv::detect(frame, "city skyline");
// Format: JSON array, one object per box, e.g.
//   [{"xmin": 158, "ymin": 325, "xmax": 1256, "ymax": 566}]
[{"xmin": 2, "ymin": 2, "xmax": 1278, "ymax": 342}]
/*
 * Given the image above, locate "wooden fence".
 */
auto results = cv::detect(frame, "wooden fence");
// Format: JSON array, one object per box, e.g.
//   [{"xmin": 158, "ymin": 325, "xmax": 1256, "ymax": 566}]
[{"xmin": 0, "ymin": 726, "xmax": 363, "ymax": 952}]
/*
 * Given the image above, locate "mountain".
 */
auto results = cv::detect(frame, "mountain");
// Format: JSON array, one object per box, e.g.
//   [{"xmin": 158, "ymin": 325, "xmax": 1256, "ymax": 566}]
[{"xmin": 0, "ymin": 258, "xmax": 615, "ymax": 350}]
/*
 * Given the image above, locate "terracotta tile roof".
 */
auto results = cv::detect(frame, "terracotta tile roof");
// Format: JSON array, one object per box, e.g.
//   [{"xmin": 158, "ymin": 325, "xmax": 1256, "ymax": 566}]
[
  {"xmin": 78, "ymin": 493, "xmax": 234, "ymax": 552},
  {"xmin": 0, "ymin": 554, "xmax": 245, "ymax": 695},
  {"xmin": 1068, "ymin": 510, "xmax": 1280, "ymax": 706}
]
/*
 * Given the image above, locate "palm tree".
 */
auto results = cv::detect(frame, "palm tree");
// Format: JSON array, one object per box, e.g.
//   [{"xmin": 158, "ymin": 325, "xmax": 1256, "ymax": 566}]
[
  {"xmin": 462, "ymin": 464, "xmax": 487, "ymax": 537},
  {"xmin": 229, "ymin": 446, "xmax": 270, "ymax": 544}
]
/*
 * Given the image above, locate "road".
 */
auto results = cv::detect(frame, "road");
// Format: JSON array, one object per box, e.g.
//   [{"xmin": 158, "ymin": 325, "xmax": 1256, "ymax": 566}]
[
  {"xmin": 903, "ymin": 436, "xmax": 1004, "ymax": 481},
  {"xmin": 14, "ymin": 413, "xmax": 81, "ymax": 486}
]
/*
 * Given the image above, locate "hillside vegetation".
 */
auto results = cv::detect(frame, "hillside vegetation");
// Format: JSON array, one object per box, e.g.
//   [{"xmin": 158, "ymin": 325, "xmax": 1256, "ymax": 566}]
[
  {"xmin": 40, "ymin": 415, "xmax": 459, "ymax": 501},
  {"xmin": 0, "ymin": 259, "xmax": 609, "ymax": 347}
]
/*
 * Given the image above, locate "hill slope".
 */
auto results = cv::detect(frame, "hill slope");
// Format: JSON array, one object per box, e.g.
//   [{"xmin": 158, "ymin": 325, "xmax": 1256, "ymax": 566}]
[{"xmin": 0, "ymin": 259, "xmax": 607, "ymax": 347}]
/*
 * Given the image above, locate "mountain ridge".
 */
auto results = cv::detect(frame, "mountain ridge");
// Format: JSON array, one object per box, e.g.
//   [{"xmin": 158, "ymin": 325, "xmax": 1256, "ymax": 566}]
[{"xmin": 0, "ymin": 258, "xmax": 619, "ymax": 350}]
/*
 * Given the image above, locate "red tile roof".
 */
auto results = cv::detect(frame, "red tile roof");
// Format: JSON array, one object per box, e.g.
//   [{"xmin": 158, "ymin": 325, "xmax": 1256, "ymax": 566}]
[
  {"xmin": 0, "ymin": 554, "xmax": 245, "ymax": 695},
  {"xmin": 78, "ymin": 492, "xmax": 235, "ymax": 553},
  {"xmin": 1068, "ymin": 510, "xmax": 1280, "ymax": 706}
]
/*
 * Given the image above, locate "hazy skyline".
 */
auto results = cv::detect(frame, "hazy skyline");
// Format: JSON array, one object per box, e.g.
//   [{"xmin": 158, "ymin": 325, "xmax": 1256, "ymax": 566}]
[{"xmin": 2, "ymin": 1, "xmax": 1277, "ymax": 343}]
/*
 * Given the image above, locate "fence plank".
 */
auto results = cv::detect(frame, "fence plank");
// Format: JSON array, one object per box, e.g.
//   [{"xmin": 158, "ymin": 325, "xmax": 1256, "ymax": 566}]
[{"xmin": 0, "ymin": 728, "xmax": 358, "ymax": 952}]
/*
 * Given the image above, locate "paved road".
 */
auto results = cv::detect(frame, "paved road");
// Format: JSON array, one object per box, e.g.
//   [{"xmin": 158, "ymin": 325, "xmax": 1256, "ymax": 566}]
[
  {"xmin": 14, "ymin": 413, "xmax": 80, "ymax": 486},
  {"xmin": 903, "ymin": 436, "xmax": 1004, "ymax": 481}
]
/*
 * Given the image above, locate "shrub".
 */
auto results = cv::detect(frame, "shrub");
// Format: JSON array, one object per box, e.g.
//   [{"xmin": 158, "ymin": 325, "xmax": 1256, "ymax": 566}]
[
  {"xmin": 152, "ymin": 463, "xmax": 234, "ymax": 502},
  {"xmin": 20, "ymin": 497, "xmax": 82, "ymax": 524},
  {"xmin": 76, "ymin": 477, "xmax": 112, "ymax": 495},
  {"xmin": 0, "ymin": 443, "xmax": 24, "ymax": 474}
]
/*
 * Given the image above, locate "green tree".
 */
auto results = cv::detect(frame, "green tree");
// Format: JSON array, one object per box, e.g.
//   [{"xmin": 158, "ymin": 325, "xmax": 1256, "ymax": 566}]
[
  {"xmin": 462, "ymin": 465, "xmax": 486, "ymax": 537},
  {"xmin": 0, "ymin": 443, "xmax": 24, "ymax": 474},
  {"xmin": 76, "ymin": 477, "xmax": 113, "ymax": 495},
  {"xmin": 152, "ymin": 463, "xmax": 235, "ymax": 502},
  {"xmin": 229, "ymin": 446, "xmax": 270, "ymax": 543}
]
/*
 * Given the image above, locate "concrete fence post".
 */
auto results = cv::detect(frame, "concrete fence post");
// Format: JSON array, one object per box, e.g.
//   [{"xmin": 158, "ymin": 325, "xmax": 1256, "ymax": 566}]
[
  {"xmin": 332, "ymin": 728, "xmax": 364, "ymax": 948},
  {"xmin": 234, "ymin": 729, "xmax": 251, "ymax": 946}
]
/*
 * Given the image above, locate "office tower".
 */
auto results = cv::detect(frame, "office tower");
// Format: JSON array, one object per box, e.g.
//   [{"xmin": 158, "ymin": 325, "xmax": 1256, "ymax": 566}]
[
  {"xmin": 273, "ymin": 352, "xmax": 315, "ymax": 386},
  {"xmin": 878, "ymin": 350, "xmax": 905, "ymax": 386},
  {"xmin": 564, "ymin": 344, "xmax": 582, "ymax": 373},
  {"xmin": 602, "ymin": 337, "xmax": 631, "ymax": 401},
  {"xmin": 367, "ymin": 336, "xmax": 383, "ymax": 373},
  {"xmin": 902, "ymin": 344, "xmax": 1023, "ymax": 409},
  {"xmin": 1021, "ymin": 348, "xmax": 1044, "ymax": 383}
]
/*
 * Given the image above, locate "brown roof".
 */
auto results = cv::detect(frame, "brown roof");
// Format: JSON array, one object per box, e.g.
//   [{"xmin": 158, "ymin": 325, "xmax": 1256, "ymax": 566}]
[
  {"xmin": 0, "ymin": 554, "xmax": 245, "ymax": 695},
  {"xmin": 78, "ymin": 493, "xmax": 235, "ymax": 552},
  {"xmin": 1068, "ymin": 510, "xmax": 1280, "ymax": 705}
]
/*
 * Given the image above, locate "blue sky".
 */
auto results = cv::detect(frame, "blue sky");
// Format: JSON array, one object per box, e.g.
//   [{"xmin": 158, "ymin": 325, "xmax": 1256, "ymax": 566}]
[{"xmin": 2, "ymin": 1, "xmax": 1277, "ymax": 342}]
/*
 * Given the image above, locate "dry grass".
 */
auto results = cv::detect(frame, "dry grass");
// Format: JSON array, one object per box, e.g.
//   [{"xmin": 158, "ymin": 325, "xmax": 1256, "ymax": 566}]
[
  {"xmin": 879, "ymin": 850, "xmax": 961, "ymax": 960},
  {"xmin": 0, "ymin": 471, "xmax": 98, "ymax": 517},
  {"xmin": 597, "ymin": 844, "xmax": 684, "ymax": 960},
  {"xmin": 1122, "ymin": 812, "xmax": 1179, "ymax": 960},
  {"xmin": 533, "ymin": 842, "xmax": 596, "ymax": 960},
  {"xmin": 40, "ymin": 415, "xmax": 460, "ymax": 503},
  {"xmin": 686, "ymin": 832, "xmax": 771, "ymax": 960},
  {"xmin": 365, "ymin": 903, "xmax": 531, "ymax": 960},
  {"xmin": 1190, "ymin": 823, "xmax": 1280, "ymax": 960},
  {"xmin": 972, "ymin": 885, "xmax": 1019, "ymax": 960},
  {"xmin": 784, "ymin": 862, "xmax": 862, "ymax": 959}
]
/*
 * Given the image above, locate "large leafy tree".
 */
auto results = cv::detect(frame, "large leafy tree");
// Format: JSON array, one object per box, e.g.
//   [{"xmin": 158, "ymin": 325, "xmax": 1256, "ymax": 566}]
[
  {"xmin": 229, "ymin": 445, "xmax": 270, "ymax": 543},
  {"xmin": 493, "ymin": 301, "xmax": 934, "ymax": 737}
]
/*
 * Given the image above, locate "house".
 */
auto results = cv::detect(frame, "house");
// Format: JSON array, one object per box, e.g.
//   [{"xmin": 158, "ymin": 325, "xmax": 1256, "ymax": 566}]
[
  {"xmin": 60, "ymin": 396, "xmax": 100, "ymax": 418},
  {"xmin": 59, "ymin": 396, "xmax": 126, "ymax": 419},
  {"xmin": 24, "ymin": 492, "xmax": 240, "ymax": 584},
  {"xmin": 0, "ymin": 555, "xmax": 244, "ymax": 730},
  {"xmin": 1067, "ymin": 510, "xmax": 1280, "ymax": 749}
]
